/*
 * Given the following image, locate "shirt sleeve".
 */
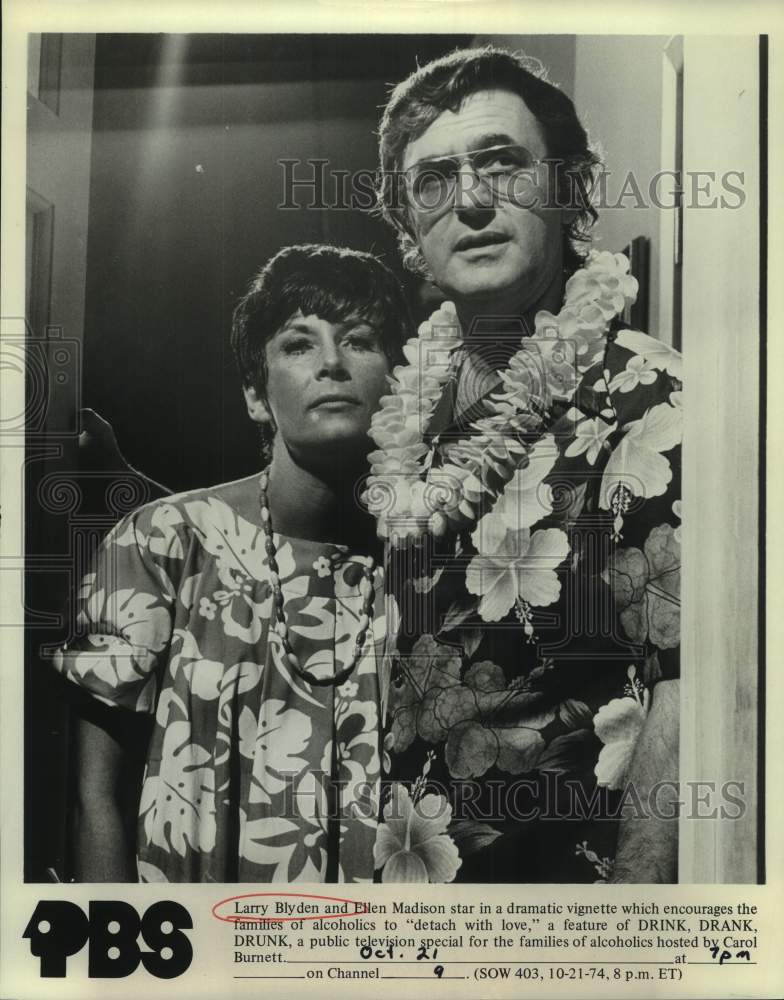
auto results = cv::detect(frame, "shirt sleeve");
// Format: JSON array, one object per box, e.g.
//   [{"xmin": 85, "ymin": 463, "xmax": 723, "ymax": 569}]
[{"xmin": 52, "ymin": 504, "xmax": 177, "ymax": 713}]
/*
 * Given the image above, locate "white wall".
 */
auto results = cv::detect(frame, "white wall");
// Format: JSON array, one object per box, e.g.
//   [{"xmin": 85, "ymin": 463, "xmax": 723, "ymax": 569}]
[
  {"xmin": 678, "ymin": 35, "xmax": 760, "ymax": 884},
  {"xmin": 574, "ymin": 35, "xmax": 669, "ymax": 335}
]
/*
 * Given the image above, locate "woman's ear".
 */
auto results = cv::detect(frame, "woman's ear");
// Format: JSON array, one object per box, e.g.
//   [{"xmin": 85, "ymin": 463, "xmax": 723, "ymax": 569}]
[{"xmin": 242, "ymin": 385, "xmax": 272, "ymax": 425}]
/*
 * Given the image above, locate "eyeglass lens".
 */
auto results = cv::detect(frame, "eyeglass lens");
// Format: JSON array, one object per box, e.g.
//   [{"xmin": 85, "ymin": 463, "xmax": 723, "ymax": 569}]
[{"xmin": 407, "ymin": 144, "xmax": 540, "ymax": 211}]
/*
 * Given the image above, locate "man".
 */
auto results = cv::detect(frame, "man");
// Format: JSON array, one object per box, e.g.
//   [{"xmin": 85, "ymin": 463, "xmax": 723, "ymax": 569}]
[
  {"xmin": 369, "ymin": 47, "xmax": 681, "ymax": 884},
  {"xmin": 57, "ymin": 244, "xmax": 411, "ymax": 882}
]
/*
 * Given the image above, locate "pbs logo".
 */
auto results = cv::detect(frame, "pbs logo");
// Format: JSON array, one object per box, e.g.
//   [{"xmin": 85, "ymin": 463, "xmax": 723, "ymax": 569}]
[{"xmin": 24, "ymin": 900, "xmax": 193, "ymax": 978}]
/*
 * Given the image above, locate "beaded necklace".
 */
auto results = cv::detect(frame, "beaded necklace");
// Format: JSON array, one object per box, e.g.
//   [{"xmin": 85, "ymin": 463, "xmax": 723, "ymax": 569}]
[{"xmin": 258, "ymin": 469, "xmax": 376, "ymax": 687}]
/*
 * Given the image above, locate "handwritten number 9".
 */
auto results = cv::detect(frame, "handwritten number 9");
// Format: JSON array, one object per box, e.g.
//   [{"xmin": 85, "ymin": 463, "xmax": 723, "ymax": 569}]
[{"xmin": 434, "ymin": 965, "xmax": 444, "ymax": 978}]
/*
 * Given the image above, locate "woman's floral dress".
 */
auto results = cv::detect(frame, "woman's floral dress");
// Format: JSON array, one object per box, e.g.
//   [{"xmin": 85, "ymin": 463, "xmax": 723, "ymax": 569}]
[
  {"xmin": 378, "ymin": 326, "xmax": 682, "ymax": 883},
  {"xmin": 54, "ymin": 485, "xmax": 385, "ymax": 883}
]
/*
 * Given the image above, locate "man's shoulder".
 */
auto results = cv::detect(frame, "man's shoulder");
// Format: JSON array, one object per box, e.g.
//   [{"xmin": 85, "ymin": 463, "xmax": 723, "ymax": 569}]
[
  {"xmin": 574, "ymin": 326, "xmax": 682, "ymax": 410},
  {"xmin": 606, "ymin": 326, "xmax": 683, "ymax": 377}
]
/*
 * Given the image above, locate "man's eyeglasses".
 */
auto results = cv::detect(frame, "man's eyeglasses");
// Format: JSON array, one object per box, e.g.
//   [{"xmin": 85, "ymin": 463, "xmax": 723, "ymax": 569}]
[{"xmin": 400, "ymin": 143, "xmax": 544, "ymax": 216}]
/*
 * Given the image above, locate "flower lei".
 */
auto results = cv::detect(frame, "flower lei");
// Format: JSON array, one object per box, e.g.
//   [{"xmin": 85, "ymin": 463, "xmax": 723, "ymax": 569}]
[{"xmin": 363, "ymin": 250, "xmax": 639, "ymax": 543}]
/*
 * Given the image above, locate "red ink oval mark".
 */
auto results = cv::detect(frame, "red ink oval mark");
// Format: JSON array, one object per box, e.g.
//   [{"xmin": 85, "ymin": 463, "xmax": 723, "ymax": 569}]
[{"xmin": 211, "ymin": 892, "xmax": 368, "ymax": 924}]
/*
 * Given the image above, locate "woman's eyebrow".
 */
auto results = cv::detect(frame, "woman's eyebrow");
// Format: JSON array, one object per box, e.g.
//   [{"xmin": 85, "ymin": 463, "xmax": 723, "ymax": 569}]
[
  {"xmin": 338, "ymin": 316, "xmax": 378, "ymax": 333},
  {"xmin": 275, "ymin": 321, "xmax": 315, "ymax": 337}
]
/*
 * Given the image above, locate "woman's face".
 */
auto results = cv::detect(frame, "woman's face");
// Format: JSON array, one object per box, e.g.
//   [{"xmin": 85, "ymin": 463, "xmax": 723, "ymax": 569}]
[{"xmin": 256, "ymin": 310, "xmax": 391, "ymax": 462}]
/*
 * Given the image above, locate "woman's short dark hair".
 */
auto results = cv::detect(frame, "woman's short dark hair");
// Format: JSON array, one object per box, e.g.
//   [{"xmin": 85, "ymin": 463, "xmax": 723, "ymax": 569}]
[
  {"xmin": 377, "ymin": 45, "xmax": 602, "ymax": 276},
  {"xmin": 231, "ymin": 243, "xmax": 411, "ymax": 397}
]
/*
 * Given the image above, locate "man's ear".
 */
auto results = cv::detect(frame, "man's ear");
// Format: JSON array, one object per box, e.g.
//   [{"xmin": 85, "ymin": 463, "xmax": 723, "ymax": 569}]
[{"xmin": 243, "ymin": 385, "xmax": 272, "ymax": 425}]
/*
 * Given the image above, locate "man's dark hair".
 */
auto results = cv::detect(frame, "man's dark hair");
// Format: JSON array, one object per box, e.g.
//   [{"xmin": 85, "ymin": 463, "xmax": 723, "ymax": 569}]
[
  {"xmin": 377, "ymin": 45, "xmax": 602, "ymax": 276},
  {"xmin": 231, "ymin": 243, "xmax": 411, "ymax": 447}
]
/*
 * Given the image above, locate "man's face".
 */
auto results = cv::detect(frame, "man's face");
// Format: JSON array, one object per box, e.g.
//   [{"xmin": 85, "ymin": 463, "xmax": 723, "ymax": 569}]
[
  {"xmin": 401, "ymin": 89, "xmax": 565, "ymax": 313},
  {"xmin": 253, "ymin": 311, "xmax": 391, "ymax": 462}
]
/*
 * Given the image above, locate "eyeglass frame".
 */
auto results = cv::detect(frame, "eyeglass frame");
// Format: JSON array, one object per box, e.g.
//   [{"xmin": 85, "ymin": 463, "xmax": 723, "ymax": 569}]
[{"xmin": 395, "ymin": 142, "xmax": 547, "ymax": 220}]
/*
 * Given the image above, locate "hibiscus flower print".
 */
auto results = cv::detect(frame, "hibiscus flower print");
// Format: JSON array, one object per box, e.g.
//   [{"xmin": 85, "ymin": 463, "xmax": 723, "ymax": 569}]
[
  {"xmin": 603, "ymin": 523, "xmax": 681, "ymax": 649},
  {"xmin": 373, "ymin": 783, "xmax": 460, "ymax": 883},
  {"xmin": 593, "ymin": 666, "xmax": 650, "ymax": 790},
  {"xmin": 466, "ymin": 527, "xmax": 569, "ymax": 622},
  {"xmin": 600, "ymin": 401, "xmax": 682, "ymax": 513},
  {"xmin": 387, "ymin": 635, "xmax": 462, "ymax": 754},
  {"xmin": 210, "ymin": 570, "xmax": 268, "ymax": 645},
  {"xmin": 432, "ymin": 661, "xmax": 554, "ymax": 779}
]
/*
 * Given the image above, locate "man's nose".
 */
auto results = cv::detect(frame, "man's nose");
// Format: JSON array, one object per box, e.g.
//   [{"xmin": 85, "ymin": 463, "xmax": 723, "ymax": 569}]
[{"xmin": 453, "ymin": 162, "xmax": 495, "ymax": 218}]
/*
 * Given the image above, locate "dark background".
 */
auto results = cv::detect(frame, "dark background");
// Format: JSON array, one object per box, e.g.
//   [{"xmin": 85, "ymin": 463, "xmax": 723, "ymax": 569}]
[{"xmin": 83, "ymin": 34, "xmax": 469, "ymax": 493}]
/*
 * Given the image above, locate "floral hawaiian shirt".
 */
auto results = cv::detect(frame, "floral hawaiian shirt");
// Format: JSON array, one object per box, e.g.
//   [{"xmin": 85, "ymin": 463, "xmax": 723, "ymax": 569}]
[
  {"xmin": 54, "ymin": 485, "xmax": 385, "ymax": 883},
  {"xmin": 379, "ymin": 327, "xmax": 682, "ymax": 883}
]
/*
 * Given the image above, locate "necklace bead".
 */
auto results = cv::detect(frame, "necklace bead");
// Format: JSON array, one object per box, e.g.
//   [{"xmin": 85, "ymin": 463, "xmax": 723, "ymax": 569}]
[{"xmin": 259, "ymin": 470, "xmax": 375, "ymax": 687}]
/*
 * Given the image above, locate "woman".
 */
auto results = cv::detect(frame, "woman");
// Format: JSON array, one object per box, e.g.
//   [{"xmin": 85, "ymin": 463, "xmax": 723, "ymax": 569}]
[{"xmin": 54, "ymin": 244, "xmax": 411, "ymax": 883}]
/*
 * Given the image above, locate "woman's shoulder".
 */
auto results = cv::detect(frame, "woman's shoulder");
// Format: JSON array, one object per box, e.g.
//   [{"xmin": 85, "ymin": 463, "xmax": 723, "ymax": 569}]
[
  {"xmin": 126, "ymin": 475, "xmax": 373, "ymax": 573},
  {"xmin": 157, "ymin": 475, "xmax": 262, "ymax": 520},
  {"xmin": 121, "ymin": 475, "xmax": 265, "ymax": 548}
]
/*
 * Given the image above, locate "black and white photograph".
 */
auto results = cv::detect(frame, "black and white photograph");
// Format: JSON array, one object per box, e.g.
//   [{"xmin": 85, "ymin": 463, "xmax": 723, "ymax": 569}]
[
  {"xmin": 18, "ymin": 27, "xmax": 763, "ymax": 885},
  {"xmin": 2, "ymin": 2, "xmax": 779, "ymax": 997}
]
